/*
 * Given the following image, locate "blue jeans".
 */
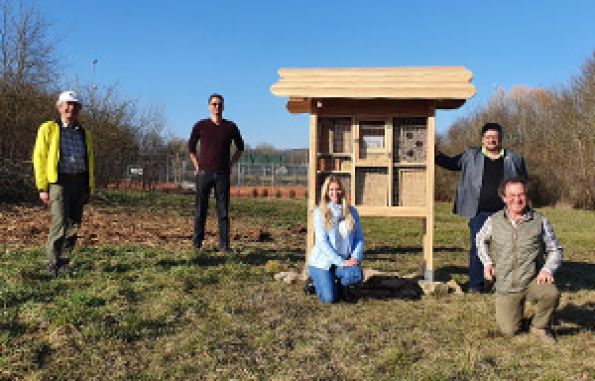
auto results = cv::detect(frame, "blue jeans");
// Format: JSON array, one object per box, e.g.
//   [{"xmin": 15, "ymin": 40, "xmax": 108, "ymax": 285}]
[
  {"xmin": 308, "ymin": 265, "xmax": 363, "ymax": 304},
  {"xmin": 468, "ymin": 212, "xmax": 492, "ymax": 292}
]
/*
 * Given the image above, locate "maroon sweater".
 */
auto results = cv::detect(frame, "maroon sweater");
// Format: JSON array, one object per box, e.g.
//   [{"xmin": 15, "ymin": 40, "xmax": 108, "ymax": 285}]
[{"xmin": 188, "ymin": 118, "xmax": 245, "ymax": 173}]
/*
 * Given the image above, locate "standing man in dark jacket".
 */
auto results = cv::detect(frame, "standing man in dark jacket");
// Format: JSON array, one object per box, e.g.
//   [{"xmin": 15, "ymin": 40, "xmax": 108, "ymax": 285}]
[
  {"xmin": 436, "ymin": 122, "xmax": 527, "ymax": 293},
  {"xmin": 188, "ymin": 94, "xmax": 244, "ymax": 252}
]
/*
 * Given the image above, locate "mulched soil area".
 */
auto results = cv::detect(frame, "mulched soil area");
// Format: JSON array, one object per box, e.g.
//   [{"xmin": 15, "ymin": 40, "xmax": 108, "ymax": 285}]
[{"xmin": 0, "ymin": 204, "xmax": 287, "ymax": 250}]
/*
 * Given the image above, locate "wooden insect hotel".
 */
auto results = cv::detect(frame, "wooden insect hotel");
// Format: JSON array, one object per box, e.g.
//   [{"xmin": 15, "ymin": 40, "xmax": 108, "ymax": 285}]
[{"xmin": 271, "ymin": 67, "xmax": 475, "ymax": 280}]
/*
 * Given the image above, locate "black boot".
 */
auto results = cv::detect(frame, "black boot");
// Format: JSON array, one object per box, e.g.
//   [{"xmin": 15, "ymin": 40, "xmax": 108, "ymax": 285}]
[
  {"xmin": 341, "ymin": 285, "xmax": 358, "ymax": 303},
  {"xmin": 303, "ymin": 278, "xmax": 316, "ymax": 295}
]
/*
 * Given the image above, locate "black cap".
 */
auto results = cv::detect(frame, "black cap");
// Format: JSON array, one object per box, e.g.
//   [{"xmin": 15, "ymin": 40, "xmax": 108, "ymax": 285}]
[{"xmin": 481, "ymin": 122, "xmax": 503, "ymax": 135}]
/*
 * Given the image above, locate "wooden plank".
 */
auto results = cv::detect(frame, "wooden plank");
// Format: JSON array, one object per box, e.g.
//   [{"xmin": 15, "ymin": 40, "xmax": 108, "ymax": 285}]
[
  {"xmin": 387, "ymin": 120, "xmax": 394, "ymax": 207},
  {"xmin": 351, "ymin": 117, "xmax": 357, "ymax": 203},
  {"xmin": 286, "ymin": 99, "xmax": 467, "ymax": 114},
  {"xmin": 315, "ymin": 99, "xmax": 433, "ymax": 116},
  {"xmin": 278, "ymin": 65, "xmax": 472, "ymax": 74},
  {"xmin": 275, "ymin": 76, "xmax": 471, "ymax": 84},
  {"xmin": 424, "ymin": 114, "xmax": 436, "ymax": 281},
  {"xmin": 355, "ymin": 156, "xmax": 391, "ymax": 167},
  {"xmin": 272, "ymin": 82, "xmax": 475, "ymax": 91},
  {"xmin": 328, "ymin": 125, "xmax": 334, "ymax": 154},
  {"xmin": 273, "ymin": 67, "xmax": 476, "ymax": 113},
  {"xmin": 278, "ymin": 66, "xmax": 473, "ymax": 80},
  {"xmin": 353, "ymin": 117, "xmax": 361, "ymax": 174},
  {"xmin": 357, "ymin": 206, "xmax": 427, "ymax": 217},
  {"xmin": 306, "ymin": 114, "xmax": 318, "ymax": 267},
  {"xmin": 286, "ymin": 98, "xmax": 311, "ymax": 113},
  {"xmin": 436, "ymin": 99, "xmax": 467, "ymax": 109},
  {"xmin": 271, "ymin": 85, "xmax": 476, "ymax": 99}
]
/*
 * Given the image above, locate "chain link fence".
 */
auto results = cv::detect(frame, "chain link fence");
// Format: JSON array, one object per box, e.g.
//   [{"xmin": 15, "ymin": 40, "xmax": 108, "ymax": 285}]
[
  {"xmin": 2, "ymin": 153, "xmax": 309, "ymax": 201},
  {"xmin": 107, "ymin": 156, "xmax": 309, "ymax": 198}
]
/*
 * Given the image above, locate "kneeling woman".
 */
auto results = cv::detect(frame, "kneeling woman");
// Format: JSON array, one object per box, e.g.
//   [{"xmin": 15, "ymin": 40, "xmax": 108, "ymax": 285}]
[{"xmin": 308, "ymin": 176, "xmax": 364, "ymax": 303}]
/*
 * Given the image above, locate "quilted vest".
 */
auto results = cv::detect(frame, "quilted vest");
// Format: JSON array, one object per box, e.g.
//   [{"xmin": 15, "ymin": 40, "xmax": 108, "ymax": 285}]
[{"xmin": 491, "ymin": 209, "xmax": 545, "ymax": 293}]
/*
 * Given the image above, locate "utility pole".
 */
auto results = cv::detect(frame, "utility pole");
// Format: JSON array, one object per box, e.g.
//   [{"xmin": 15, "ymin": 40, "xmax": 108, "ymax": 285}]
[{"xmin": 91, "ymin": 59, "xmax": 98, "ymax": 104}]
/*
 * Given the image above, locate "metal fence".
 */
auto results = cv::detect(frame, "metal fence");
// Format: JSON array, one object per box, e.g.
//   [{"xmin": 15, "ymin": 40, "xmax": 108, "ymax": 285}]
[
  {"xmin": 122, "ymin": 158, "xmax": 308, "ymax": 192},
  {"xmin": 234, "ymin": 163, "xmax": 307, "ymax": 187},
  {"xmin": 2, "ymin": 156, "xmax": 308, "ymax": 194}
]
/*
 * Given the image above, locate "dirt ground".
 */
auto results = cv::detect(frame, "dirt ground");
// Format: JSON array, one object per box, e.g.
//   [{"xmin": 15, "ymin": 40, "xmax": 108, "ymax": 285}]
[{"xmin": 0, "ymin": 204, "xmax": 291, "ymax": 251}]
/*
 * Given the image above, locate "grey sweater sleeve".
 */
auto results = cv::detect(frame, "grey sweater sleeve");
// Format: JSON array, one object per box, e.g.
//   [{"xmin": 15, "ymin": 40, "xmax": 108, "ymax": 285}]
[
  {"xmin": 541, "ymin": 217, "xmax": 563, "ymax": 275},
  {"xmin": 475, "ymin": 216, "xmax": 494, "ymax": 266}
]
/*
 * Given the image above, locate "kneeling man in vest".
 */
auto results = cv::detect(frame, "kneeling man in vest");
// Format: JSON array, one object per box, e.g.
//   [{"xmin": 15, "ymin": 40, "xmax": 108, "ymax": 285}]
[{"xmin": 476, "ymin": 177, "xmax": 562, "ymax": 343}]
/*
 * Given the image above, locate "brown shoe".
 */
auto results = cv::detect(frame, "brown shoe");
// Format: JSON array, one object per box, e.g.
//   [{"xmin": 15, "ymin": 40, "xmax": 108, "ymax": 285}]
[{"xmin": 530, "ymin": 327, "xmax": 556, "ymax": 345}]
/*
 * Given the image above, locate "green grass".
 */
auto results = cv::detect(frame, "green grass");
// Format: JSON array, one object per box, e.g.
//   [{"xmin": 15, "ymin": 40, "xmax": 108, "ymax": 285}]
[{"xmin": 1, "ymin": 193, "xmax": 593, "ymax": 380}]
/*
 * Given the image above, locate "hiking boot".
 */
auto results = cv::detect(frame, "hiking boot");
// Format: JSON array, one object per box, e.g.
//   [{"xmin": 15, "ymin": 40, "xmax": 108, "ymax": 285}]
[
  {"xmin": 303, "ymin": 279, "xmax": 316, "ymax": 295},
  {"xmin": 530, "ymin": 327, "xmax": 556, "ymax": 345}
]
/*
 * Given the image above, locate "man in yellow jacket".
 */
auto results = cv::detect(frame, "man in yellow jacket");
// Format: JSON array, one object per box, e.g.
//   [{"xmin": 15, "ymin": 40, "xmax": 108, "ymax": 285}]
[{"xmin": 33, "ymin": 90, "xmax": 94, "ymax": 277}]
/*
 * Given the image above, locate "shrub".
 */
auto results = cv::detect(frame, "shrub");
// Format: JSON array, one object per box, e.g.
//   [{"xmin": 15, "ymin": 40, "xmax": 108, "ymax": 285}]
[
  {"xmin": 289, "ymin": 189, "xmax": 296, "ymax": 199},
  {"xmin": 261, "ymin": 188, "xmax": 269, "ymax": 198},
  {"xmin": 265, "ymin": 260, "xmax": 281, "ymax": 273},
  {"xmin": 275, "ymin": 189, "xmax": 282, "ymax": 199},
  {"xmin": 252, "ymin": 188, "xmax": 258, "ymax": 198}
]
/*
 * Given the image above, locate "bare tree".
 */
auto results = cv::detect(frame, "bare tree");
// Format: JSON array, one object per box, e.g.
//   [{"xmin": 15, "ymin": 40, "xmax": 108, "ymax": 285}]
[
  {"xmin": 79, "ymin": 86, "xmax": 140, "ymax": 188},
  {"xmin": 437, "ymin": 52, "xmax": 595, "ymax": 210},
  {"xmin": 555, "ymin": 53, "xmax": 595, "ymax": 208},
  {"xmin": 0, "ymin": 0, "xmax": 57, "ymax": 87},
  {"xmin": 0, "ymin": 0, "xmax": 57, "ymax": 160}
]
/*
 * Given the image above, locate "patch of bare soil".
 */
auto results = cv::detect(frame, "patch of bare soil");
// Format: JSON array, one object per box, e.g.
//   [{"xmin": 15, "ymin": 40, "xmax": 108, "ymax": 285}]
[{"xmin": 0, "ymin": 204, "xmax": 277, "ymax": 250}]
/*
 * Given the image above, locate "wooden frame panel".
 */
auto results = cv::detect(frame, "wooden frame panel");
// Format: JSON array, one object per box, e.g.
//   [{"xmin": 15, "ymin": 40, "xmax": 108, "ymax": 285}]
[
  {"xmin": 307, "ymin": 111, "xmax": 435, "ymax": 280},
  {"xmin": 273, "ymin": 67, "xmax": 475, "ymax": 282},
  {"xmin": 306, "ymin": 114, "xmax": 318, "ymax": 263}
]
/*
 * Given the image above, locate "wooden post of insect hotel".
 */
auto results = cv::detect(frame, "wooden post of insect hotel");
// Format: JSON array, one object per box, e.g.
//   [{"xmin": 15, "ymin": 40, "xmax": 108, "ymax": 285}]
[{"xmin": 271, "ymin": 67, "xmax": 475, "ymax": 281}]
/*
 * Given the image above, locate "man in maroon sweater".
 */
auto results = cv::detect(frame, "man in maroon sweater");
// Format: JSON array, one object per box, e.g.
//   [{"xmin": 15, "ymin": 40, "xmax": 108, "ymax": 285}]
[{"xmin": 188, "ymin": 94, "xmax": 245, "ymax": 252}]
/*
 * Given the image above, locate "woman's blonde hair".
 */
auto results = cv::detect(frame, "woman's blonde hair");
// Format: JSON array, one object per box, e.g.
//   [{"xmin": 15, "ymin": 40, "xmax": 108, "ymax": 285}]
[{"xmin": 319, "ymin": 176, "xmax": 354, "ymax": 231}]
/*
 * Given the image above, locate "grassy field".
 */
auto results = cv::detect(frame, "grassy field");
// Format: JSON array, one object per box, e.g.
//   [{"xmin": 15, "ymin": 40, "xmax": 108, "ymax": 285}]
[{"xmin": 1, "ymin": 191, "xmax": 594, "ymax": 380}]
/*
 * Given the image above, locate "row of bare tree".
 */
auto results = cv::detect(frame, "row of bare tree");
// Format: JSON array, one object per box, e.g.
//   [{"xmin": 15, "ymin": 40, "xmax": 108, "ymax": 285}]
[
  {"xmin": 0, "ymin": 1, "xmax": 183, "ymax": 194},
  {"xmin": 1, "ymin": 2, "xmax": 593, "ymax": 209},
  {"xmin": 436, "ymin": 52, "xmax": 595, "ymax": 209}
]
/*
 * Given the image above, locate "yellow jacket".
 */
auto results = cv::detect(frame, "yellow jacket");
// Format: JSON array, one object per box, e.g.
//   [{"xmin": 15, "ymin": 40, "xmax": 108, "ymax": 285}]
[{"xmin": 32, "ymin": 120, "xmax": 95, "ymax": 193}]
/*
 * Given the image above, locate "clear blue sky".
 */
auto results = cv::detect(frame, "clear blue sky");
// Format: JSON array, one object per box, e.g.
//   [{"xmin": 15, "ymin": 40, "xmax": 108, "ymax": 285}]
[{"xmin": 30, "ymin": 0, "xmax": 595, "ymax": 149}]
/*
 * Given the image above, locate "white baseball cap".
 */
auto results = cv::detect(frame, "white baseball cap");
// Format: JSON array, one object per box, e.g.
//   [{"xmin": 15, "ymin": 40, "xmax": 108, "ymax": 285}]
[{"xmin": 57, "ymin": 90, "xmax": 82, "ymax": 105}]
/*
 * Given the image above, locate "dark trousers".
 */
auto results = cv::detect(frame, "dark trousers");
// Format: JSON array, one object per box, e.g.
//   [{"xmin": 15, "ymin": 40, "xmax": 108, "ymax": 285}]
[
  {"xmin": 47, "ymin": 174, "xmax": 86, "ymax": 265},
  {"xmin": 468, "ymin": 212, "xmax": 492, "ymax": 292},
  {"xmin": 193, "ymin": 171, "xmax": 230, "ymax": 250}
]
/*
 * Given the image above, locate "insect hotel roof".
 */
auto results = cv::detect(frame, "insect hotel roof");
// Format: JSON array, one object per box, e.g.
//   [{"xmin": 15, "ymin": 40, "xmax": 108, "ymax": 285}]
[{"xmin": 270, "ymin": 66, "xmax": 476, "ymax": 112}]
